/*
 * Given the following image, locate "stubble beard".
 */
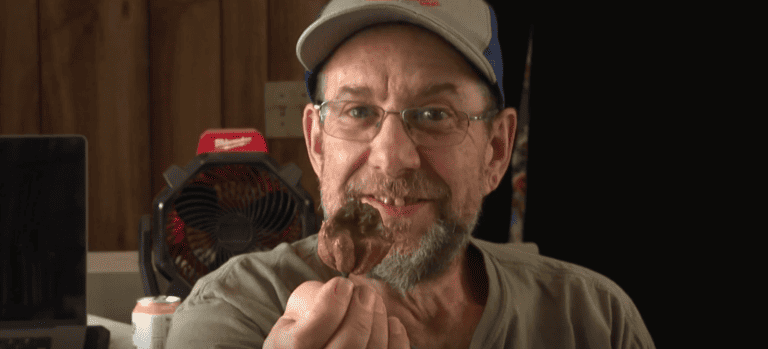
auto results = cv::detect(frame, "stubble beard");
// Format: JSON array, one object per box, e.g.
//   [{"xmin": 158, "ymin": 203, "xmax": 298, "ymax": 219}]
[{"xmin": 318, "ymin": 167, "xmax": 485, "ymax": 297}]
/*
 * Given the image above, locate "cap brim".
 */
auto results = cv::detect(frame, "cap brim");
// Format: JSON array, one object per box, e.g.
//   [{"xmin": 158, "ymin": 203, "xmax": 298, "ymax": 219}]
[{"xmin": 296, "ymin": 3, "xmax": 495, "ymax": 85}]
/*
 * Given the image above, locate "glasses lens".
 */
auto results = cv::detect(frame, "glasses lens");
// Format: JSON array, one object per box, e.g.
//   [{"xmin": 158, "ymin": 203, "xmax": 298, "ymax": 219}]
[
  {"xmin": 323, "ymin": 101, "xmax": 382, "ymax": 141},
  {"xmin": 404, "ymin": 107, "xmax": 466, "ymax": 146},
  {"xmin": 321, "ymin": 102, "xmax": 468, "ymax": 147}
]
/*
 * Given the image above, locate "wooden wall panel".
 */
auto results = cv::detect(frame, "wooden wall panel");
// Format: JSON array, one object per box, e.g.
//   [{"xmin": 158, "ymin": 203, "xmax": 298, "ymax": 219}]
[
  {"xmin": 266, "ymin": 0, "xmax": 329, "ymax": 222},
  {"xmin": 38, "ymin": 0, "xmax": 149, "ymax": 251},
  {"xmin": 39, "ymin": 0, "xmax": 97, "ymax": 133},
  {"xmin": 0, "ymin": 0, "xmax": 40, "ymax": 133},
  {"xmin": 95, "ymin": 0, "xmax": 149, "ymax": 251},
  {"xmin": 2, "ymin": 0, "xmax": 336, "ymax": 251},
  {"xmin": 220, "ymin": 0, "xmax": 268, "ymax": 132},
  {"xmin": 267, "ymin": 0, "xmax": 328, "ymax": 81},
  {"xmin": 149, "ymin": 0, "xmax": 222, "ymax": 198}
]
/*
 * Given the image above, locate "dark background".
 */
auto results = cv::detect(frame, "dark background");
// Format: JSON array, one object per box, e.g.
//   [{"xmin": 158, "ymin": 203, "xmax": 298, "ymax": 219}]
[{"xmin": 480, "ymin": 3, "xmax": 710, "ymax": 344}]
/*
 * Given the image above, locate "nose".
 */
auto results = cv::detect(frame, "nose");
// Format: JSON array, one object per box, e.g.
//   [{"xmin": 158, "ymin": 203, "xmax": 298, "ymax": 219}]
[{"xmin": 367, "ymin": 111, "xmax": 421, "ymax": 177}]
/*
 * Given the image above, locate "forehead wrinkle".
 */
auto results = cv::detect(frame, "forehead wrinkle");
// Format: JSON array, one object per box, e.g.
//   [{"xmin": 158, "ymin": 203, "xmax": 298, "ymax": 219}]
[
  {"xmin": 323, "ymin": 24, "xmax": 481, "ymax": 107},
  {"xmin": 328, "ymin": 73, "xmax": 480, "ymax": 111},
  {"xmin": 381, "ymin": 72, "xmax": 389, "ymax": 102},
  {"xmin": 325, "ymin": 61, "xmax": 392, "ymax": 102},
  {"xmin": 326, "ymin": 68, "xmax": 365, "ymax": 100},
  {"xmin": 418, "ymin": 83, "xmax": 458, "ymax": 99},
  {"xmin": 337, "ymin": 85, "xmax": 372, "ymax": 100}
]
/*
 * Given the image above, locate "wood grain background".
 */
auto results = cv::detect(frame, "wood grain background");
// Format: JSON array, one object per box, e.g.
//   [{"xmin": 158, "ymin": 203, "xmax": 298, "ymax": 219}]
[
  {"xmin": 1, "ymin": 0, "xmax": 329, "ymax": 251},
  {"xmin": 2, "ymin": 0, "xmax": 525, "ymax": 251}
]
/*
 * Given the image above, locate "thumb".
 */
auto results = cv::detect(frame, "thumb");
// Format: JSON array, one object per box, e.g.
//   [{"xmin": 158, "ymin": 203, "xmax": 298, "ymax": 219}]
[
  {"xmin": 387, "ymin": 316, "xmax": 410, "ymax": 349},
  {"xmin": 283, "ymin": 280, "xmax": 323, "ymax": 321}
]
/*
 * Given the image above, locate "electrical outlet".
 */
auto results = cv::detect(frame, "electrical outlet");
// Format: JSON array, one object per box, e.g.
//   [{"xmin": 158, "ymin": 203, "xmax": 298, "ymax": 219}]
[{"xmin": 265, "ymin": 81, "xmax": 308, "ymax": 138}]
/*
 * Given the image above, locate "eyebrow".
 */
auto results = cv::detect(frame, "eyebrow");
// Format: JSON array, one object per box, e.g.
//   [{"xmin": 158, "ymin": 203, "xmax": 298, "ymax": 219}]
[
  {"xmin": 337, "ymin": 85, "xmax": 373, "ymax": 99},
  {"xmin": 335, "ymin": 83, "xmax": 459, "ymax": 101},
  {"xmin": 416, "ymin": 83, "xmax": 459, "ymax": 99}
]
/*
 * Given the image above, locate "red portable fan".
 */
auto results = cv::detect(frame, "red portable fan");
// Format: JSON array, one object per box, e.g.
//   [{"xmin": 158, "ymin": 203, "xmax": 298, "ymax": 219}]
[{"xmin": 138, "ymin": 129, "xmax": 318, "ymax": 300}]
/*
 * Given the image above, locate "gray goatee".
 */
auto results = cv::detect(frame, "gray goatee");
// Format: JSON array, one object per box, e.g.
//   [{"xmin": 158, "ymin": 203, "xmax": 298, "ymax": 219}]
[
  {"xmin": 367, "ymin": 213, "xmax": 478, "ymax": 297},
  {"xmin": 319, "ymin": 170, "xmax": 482, "ymax": 296}
]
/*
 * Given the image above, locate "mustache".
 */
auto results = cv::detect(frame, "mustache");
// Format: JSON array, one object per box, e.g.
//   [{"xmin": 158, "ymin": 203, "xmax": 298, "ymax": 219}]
[{"xmin": 344, "ymin": 171, "xmax": 451, "ymax": 201}]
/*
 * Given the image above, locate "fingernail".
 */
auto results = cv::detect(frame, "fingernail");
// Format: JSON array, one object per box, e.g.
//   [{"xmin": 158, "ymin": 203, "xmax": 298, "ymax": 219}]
[
  {"xmin": 358, "ymin": 286, "xmax": 376, "ymax": 310},
  {"xmin": 336, "ymin": 277, "xmax": 353, "ymax": 296}
]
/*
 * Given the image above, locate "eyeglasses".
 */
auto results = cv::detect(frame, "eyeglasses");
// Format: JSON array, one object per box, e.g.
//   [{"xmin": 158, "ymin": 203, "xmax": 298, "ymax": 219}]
[{"xmin": 313, "ymin": 100, "xmax": 497, "ymax": 147}]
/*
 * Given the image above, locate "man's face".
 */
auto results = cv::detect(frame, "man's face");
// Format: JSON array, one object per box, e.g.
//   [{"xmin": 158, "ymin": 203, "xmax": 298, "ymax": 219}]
[{"xmin": 303, "ymin": 24, "xmax": 512, "ymax": 293}]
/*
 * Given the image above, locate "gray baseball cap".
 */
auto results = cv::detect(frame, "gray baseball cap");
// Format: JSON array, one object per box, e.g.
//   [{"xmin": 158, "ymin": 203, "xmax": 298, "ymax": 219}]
[{"xmin": 296, "ymin": 0, "xmax": 505, "ymax": 108}]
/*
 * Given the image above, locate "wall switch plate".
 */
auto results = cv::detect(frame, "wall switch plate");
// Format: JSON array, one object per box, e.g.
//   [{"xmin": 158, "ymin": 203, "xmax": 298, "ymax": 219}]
[{"xmin": 265, "ymin": 81, "xmax": 308, "ymax": 138}]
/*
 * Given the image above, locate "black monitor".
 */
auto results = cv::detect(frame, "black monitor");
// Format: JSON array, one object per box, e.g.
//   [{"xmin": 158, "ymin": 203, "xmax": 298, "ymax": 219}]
[{"xmin": 0, "ymin": 135, "xmax": 87, "ymax": 329}]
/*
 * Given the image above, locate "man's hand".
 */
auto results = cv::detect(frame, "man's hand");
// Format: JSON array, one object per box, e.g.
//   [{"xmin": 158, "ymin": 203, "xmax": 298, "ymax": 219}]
[{"xmin": 264, "ymin": 277, "xmax": 410, "ymax": 349}]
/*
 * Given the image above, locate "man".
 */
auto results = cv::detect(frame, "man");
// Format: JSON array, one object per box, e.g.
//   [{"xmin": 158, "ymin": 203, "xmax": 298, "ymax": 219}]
[{"xmin": 166, "ymin": 0, "xmax": 656, "ymax": 348}]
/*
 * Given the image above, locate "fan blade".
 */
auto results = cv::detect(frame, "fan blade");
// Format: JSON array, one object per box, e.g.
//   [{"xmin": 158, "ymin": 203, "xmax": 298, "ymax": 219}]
[
  {"xmin": 175, "ymin": 185, "xmax": 221, "ymax": 231},
  {"xmin": 185, "ymin": 226, "xmax": 216, "ymax": 265},
  {"xmin": 248, "ymin": 191, "xmax": 293, "ymax": 233},
  {"xmin": 214, "ymin": 248, "xmax": 234, "ymax": 270},
  {"xmin": 268, "ymin": 191, "xmax": 297, "ymax": 233},
  {"xmin": 241, "ymin": 190, "xmax": 297, "ymax": 250}
]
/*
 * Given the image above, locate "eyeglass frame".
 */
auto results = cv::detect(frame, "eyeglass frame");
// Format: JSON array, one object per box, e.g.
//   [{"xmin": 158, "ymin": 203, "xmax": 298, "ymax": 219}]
[{"xmin": 312, "ymin": 100, "xmax": 499, "ymax": 147}]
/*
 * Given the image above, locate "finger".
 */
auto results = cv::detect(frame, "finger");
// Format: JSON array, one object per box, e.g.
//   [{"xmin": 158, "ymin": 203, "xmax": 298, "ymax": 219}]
[
  {"xmin": 365, "ymin": 295, "xmax": 388, "ymax": 349},
  {"xmin": 264, "ymin": 315, "xmax": 302, "ymax": 349},
  {"xmin": 292, "ymin": 277, "xmax": 355, "ymax": 348},
  {"xmin": 388, "ymin": 316, "xmax": 410, "ymax": 349},
  {"xmin": 282, "ymin": 280, "xmax": 323, "ymax": 321},
  {"xmin": 324, "ymin": 285, "xmax": 378, "ymax": 348},
  {"xmin": 266, "ymin": 281, "xmax": 325, "ymax": 348}
]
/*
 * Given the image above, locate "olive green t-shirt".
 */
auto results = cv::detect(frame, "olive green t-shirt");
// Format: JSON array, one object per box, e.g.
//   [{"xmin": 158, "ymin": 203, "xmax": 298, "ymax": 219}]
[{"xmin": 165, "ymin": 234, "xmax": 655, "ymax": 348}]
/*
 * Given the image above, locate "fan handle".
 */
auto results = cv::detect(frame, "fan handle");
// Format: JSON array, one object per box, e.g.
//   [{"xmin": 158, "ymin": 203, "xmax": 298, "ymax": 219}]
[
  {"xmin": 165, "ymin": 277, "xmax": 192, "ymax": 300},
  {"xmin": 139, "ymin": 213, "xmax": 194, "ymax": 299},
  {"xmin": 138, "ymin": 214, "xmax": 160, "ymax": 296}
]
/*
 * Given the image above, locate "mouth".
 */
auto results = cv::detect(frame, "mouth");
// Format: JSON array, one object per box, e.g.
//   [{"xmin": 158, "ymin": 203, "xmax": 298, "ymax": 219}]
[{"xmin": 361, "ymin": 195, "xmax": 430, "ymax": 218}]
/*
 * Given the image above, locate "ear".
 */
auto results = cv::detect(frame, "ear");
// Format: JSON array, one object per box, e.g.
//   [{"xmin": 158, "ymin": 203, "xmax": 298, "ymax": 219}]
[
  {"xmin": 303, "ymin": 102, "xmax": 324, "ymax": 178},
  {"xmin": 483, "ymin": 107, "xmax": 517, "ymax": 195}
]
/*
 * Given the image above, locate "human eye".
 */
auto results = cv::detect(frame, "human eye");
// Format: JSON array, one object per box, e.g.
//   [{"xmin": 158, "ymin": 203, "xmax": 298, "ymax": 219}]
[
  {"xmin": 341, "ymin": 103, "xmax": 378, "ymax": 120},
  {"xmin": 416, "ymin": 107, "xmax": 452, "ymax": 121},
  {"xmin": 408, "ymin": 107, "xmax": 459, "ymax": 133}
]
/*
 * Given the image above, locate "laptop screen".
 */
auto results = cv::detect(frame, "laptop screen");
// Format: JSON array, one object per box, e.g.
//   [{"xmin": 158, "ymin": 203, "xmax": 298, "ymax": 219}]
[{"xmin": 0, "ymin": 135, "xmax": 87, "ymax": 328}]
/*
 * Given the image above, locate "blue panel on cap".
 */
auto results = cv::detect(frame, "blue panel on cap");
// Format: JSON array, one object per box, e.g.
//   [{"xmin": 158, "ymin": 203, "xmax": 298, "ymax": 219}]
[
  {"xmin": 485, "ymin": 5, "xmax": 505, "ymax": 108},
  {"xmin": 305, "ymin": 70, "xmax": 313, "ymax": 102}
]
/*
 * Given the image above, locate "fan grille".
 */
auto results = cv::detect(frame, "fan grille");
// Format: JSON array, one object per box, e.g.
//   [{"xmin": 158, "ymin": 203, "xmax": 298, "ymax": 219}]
[{"xmin": 163, "ymin": 164, "xmax": 305, "ymax": 287}]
